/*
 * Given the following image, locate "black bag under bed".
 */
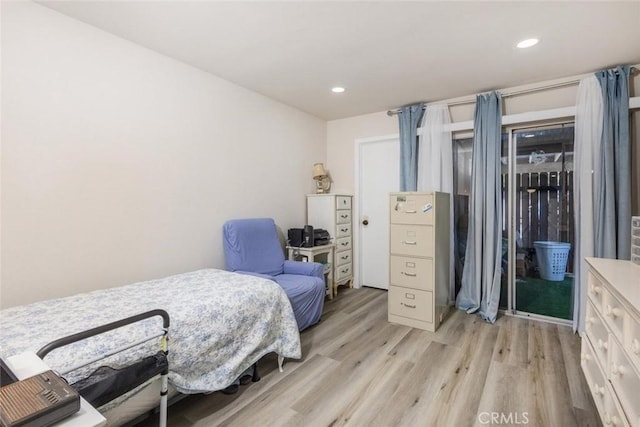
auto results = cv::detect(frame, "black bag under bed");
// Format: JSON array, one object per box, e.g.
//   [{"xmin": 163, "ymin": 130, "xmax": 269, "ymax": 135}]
[
  {"xmin": 37, "ymin": 309, "xmax": 170, "ymax": 411},
  {"xmin": 71, "ymin": 351, "xmax": 168, "ymax": 408}
]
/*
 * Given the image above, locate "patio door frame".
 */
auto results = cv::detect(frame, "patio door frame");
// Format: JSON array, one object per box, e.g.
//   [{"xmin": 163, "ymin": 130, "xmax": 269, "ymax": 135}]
[{"xmin": 504, "ymin": 121, "xmax": 574, "ymax": 326}]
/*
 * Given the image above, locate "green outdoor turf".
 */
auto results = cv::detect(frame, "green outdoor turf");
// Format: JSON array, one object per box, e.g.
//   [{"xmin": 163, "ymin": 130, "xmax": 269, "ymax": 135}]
[{"xmin": 514, "ymin": 276, "xmax": 573, "ymax": 320}]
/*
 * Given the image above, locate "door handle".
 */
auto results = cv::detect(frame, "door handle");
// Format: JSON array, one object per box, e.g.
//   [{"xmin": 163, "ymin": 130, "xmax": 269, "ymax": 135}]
[{"xmin": 362, "ymin": 219, "xmax": 369, "ymax": 226}]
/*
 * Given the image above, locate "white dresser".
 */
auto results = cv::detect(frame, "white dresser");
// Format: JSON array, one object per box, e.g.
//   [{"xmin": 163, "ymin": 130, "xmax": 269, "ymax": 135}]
[
  {"xmin": 581, "ymin": 257, "xmax": 640, "ymax": 427},
  {"xmin": 388, "ymin": 192, "xmax": 450, "ymax": 332},
  {"xmin": 307, "ymin": 194, "xmax": 353, "ymax": 297}
]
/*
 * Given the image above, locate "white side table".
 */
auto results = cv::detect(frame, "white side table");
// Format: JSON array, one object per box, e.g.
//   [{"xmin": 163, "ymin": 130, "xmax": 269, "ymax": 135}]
[
  {"xmin": 286, "ymin": 244, "xmax": 335, "ymax": 299},
  {"xmin": 5, "ymin": 352, "xmax": 107, "ymax": 427}
]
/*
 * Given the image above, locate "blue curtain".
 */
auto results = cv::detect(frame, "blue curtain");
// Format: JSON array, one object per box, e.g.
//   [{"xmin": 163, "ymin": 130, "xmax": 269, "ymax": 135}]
[
  {"xmin": 398, "ymin": 104, "xmax": 425, "ymax": 191},
  {"xmin": 456, "ymin": 92, "xmax": 503, "ymax": 323},
  {"xmin": 595, "ymin": 65, "xmax": 631, "ymax": 259}
]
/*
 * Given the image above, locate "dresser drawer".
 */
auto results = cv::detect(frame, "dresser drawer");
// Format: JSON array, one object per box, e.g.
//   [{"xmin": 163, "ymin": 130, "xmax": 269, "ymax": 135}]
[
  {"xmin": 609, "ymin": 337, "xmax": 640, "ymax": 425},
  {"xmin": 588, "ymin": 271, "xmax": 605, "ymax": 313},
  {"xmin": 603, "ymin": 385, "xmax": 631, "ymax": 427},
  {"xmin": 336, "ymin": 263, "xmax": 352, "ymax": 281},
  {"xmin": 336, "ymin": 223, "xmax": 351, "ymax": 238},
  {"xmin": 336, "ymin": 250, "xmax": 351, "ymax": 266},
  {"xmin": 336, "ymin": 210, "xmax": 351, "ymax": 224},
  {"xmin": 626, "ymin": 310, "xmax": 640, "ymax": 374},
  {"xmin": 603, "ymin": 289, "xmax": 625, "ymax": 342},
  {"xmin": 388, "ymin": 286, "xmax": 433, "ymax": 323},
  {"xmin": 390, "ymin": 256, "xmax": 433, "ymax": 291},
  {"xmin": 336, "ymin": 196, "xmax": 351, "ymax": 210},
  {"xmin": 586, "ymin": 301, "xmax": 610, "ymax": 369},
  {"xmin": 390, "ymin": 194, "xmax": 434, "ymax": 225},
  {"xmin": 581, "ymin": 337, "xmax": 607, "ymax": 415},
  {"xmin": 389, "ymin": 224, "xmax": 434, "ymax": 257},
  {"xmin": 336, "ymin": 237, "xmax": 352, "ymax": 251}
]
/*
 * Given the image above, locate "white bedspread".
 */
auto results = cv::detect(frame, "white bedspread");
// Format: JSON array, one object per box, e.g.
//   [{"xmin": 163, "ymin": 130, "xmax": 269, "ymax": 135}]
[{"xmin": 0, "ymin": 269, "xmax": 301, "ymax": 394}]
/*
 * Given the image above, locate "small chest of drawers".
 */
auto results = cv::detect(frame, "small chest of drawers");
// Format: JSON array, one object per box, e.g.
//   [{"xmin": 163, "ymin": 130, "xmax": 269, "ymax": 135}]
[
  {"xmin": 307, "ymin": 194, "xmax": 354, "ymax": 298},
  {"xmin": 388, "ymin": 192, "xmax": 450, "ymax": 332},
  {"xmin": 581, "ymin": 257, "xmax": 640, "ymax": 427}
]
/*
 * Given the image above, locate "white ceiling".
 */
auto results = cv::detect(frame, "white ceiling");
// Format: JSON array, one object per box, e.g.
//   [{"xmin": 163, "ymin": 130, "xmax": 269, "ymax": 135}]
[{"xmin": 39, "ymin": 1, "xmax": 640, "ymax": 121}]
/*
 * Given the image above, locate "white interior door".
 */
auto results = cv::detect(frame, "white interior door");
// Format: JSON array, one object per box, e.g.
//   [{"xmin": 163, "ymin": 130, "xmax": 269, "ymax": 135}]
[{"xmin": 355, "ymin": 136, "xmax": 399, "ymax": 290}]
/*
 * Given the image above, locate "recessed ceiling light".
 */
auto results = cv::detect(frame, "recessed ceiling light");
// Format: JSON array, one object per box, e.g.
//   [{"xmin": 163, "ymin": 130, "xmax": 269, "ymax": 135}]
[
  {"xmin": 331, "ymin": 87, "xmax": 345, "ymax": 93},
  {"xmin": 517, "ymin": 38, "xmax": 539, "ymax": 49}
]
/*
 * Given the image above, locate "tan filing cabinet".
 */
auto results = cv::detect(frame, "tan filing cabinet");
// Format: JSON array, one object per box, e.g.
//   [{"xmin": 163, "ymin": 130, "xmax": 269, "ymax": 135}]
[{"xmin": 388, "ymin": 192, "xmax": 450, "ymax": 332}]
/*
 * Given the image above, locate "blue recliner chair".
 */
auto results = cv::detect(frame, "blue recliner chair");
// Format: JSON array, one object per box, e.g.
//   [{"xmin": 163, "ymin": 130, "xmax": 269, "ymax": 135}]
[{"xmin": 222, "ymin": 218, "xmax": 325, "ymax": 331}]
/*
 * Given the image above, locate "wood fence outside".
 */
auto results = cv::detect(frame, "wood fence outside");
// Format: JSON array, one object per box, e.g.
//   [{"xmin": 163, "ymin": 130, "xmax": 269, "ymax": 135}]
[{"xmin": 502, "ymin": 170, "xmax": 575, "ymax": 273}]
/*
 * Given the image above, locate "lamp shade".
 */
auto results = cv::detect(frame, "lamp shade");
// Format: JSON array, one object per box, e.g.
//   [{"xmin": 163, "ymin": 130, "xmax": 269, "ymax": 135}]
[{"xmin": 312, "ymin": 163, "xmax": 327, "ymax": 179}]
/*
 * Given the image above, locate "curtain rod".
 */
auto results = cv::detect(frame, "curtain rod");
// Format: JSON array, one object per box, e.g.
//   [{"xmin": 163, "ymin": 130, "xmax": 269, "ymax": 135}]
[{"xmin": 387, "ymin": 66, "xmax": 638, "ymax": 116}]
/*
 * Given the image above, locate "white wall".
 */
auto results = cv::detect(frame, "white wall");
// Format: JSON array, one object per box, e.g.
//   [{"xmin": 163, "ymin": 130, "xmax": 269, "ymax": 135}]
[{"xmin": 0, "ymin": 2, "xmax": 326, "ymax": 308}]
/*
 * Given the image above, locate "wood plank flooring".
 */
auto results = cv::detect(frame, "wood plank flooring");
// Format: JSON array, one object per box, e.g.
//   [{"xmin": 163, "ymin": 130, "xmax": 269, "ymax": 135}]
[{"xmin": 136, "ymin": 287, "xmax": 601, "ymax": 427}]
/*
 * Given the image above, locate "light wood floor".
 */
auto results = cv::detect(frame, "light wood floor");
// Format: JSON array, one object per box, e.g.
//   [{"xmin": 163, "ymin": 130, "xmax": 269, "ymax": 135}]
[{"xmin": 137, "ymin": 287, "xmax": 601, "ymax": 427}]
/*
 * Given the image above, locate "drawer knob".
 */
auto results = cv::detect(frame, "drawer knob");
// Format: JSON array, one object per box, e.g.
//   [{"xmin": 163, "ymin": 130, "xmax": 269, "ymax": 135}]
[
  {"xmin": 632, "ymin": 339, "xmax": 640, "ymax": 354},
  {"xmin": 604, "ymin": 413, "xmax": 620, "ymax": 426},
  {"xmin": 592, "ymin": 285, "xmax": 602, "ymax": 294},
  {"xmin": 595, "ymin": 384, "xmax": 605, "ymax": 396},
  {"xmin": 597, "ymin": 339, "xmax": 608, "ymax": 351},
  {"xmin": 606, "ymin": 305, "xmax": 622, "ymax": 318},
  {"xmin": 580, "ymin": 352, "xmax": 591, "ymax": 362},
  {"xmin": 586, "ymin": 316, "xmax": 595, "ymax": 325},
  {"xmin": 611, "ymin": 363, "xmax": 625, "ymax": 377}
]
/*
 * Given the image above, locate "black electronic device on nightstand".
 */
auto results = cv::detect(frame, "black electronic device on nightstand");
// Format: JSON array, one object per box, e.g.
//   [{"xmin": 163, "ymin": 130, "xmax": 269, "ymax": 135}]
[{"xmin": 0, "ymin": 369, "xmax": 80, "ymax": 427}]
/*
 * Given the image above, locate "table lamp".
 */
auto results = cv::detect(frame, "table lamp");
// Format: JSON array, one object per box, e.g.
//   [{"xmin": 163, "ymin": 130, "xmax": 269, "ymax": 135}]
[{"xmin": 312, "ymin": 163, "xmax": 331, "ymax": 194}]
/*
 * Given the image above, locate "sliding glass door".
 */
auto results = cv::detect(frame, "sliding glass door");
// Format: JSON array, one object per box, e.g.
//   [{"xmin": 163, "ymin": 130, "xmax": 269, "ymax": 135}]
[
  {"xmin": 453, "ymin": 123, "xmax": 575, "ymax": 322},
  {"xmin": 504, "ymin": 124, "xmax": 575, "ymax": 321}
]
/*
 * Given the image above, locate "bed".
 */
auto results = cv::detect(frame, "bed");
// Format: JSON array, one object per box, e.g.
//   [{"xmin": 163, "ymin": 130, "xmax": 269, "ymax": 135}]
[{"xmin": 0, "ymin": 268, "xmax": 301, "ymax": 425}]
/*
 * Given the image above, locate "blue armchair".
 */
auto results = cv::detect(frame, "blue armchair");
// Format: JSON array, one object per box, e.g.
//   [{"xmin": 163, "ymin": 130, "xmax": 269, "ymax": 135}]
[{"xmin": 222, "ymin": 218, "xmax": 325, "ymax": 331}]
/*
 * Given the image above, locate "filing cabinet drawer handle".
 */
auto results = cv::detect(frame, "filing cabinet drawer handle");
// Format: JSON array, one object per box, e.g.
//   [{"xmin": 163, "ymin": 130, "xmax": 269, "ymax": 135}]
[
  {"xmin": 404, "ymin": 210, "xmax": 417, "ymax": 214},
  {"xmin": 402, "ymin": 303, "xmax": 416, "ymax": 309},
  {"xmin": 403, "ymin": 241, "xmax": 417, "ymax": 245},
  {"xmin": 402, "ymin": 272, "xmax": 417, "ymax": 277},
  {"xmin": 632, "ymin": 338, "xmax": 640, "ymax": 354}
]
